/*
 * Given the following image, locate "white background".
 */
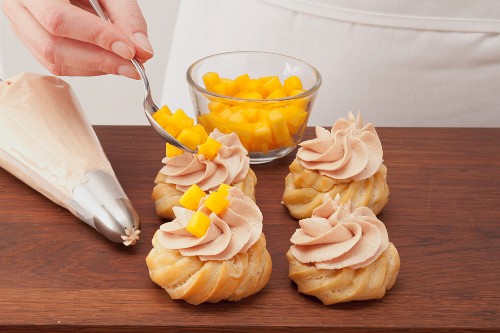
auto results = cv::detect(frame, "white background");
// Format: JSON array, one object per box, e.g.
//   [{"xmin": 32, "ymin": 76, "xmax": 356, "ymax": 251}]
[{"xmin": 0, "ymin": 0, "xmax": 181, "ymax": 125}]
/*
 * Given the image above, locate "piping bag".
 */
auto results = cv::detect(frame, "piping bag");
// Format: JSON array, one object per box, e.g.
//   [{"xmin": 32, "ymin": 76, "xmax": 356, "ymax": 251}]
[{"xmin": 0, "ymin": 73, "xmax": 140, "ymax": 245}]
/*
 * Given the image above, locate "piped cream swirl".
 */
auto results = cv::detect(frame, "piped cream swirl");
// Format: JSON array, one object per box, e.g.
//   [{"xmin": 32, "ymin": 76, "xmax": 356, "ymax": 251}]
[
  {"xmin": 290, "ymin": 196, "xmax": 389, "ymax": 270},
  {"xmin": 296, "ymin": 112, "xmax": 383, "ymax": 181},
  {"xmin": 158, "ymin": 187, "xmax": 262, "ymax": 261},
  {"xmin": 159, "ymin": 129, "xmax": 250, "ymax": 192}
]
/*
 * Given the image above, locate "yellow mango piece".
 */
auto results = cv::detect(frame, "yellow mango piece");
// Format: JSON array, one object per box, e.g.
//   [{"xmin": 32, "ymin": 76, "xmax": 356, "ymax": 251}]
[
  {"xmin": 268, "ymin": 108, "xmax": 290, "ymax": 145},
  {"xmin": 263, "ymin": 77, "xmax": 283, "ymax": 94},
  {"xmin": 230, "ymin": 105, "xmax": 244, "ymax": 113},
  {"xmin": 253, "ymin": 123, "xmax": 273, "ymax": 143},
  {"xmin": 242, "ymin": 107, "xmax": 259, "ymax": 122},
  {"xmin": 235, "ymin": 74, "xmax": 250, "ymax": 91},
  {"xmin": 259, "ymin": 76, "xmax": 278, "ymax": 85},
  {"xmin": 279, "ymin": 105, "xmax": 303, "ymax": 124},
  {"xmin": 217, "ymin": 183, "xmax": 231, "ymax": 197},
  {"xmin": 155, "ymin": 113, "xmax": 170, "ymax": 129},
  {"xmin": 235, "ymin": 90, "xmax": 250, "ymax": 98},
  {"xmin": 250, "ymin": 140, "xmax": 270, "ymax": 153},
  {"xmin": 288, "ymin": 89, "xmax": 306, "ymax": 97},
  {"xmin": 153, "ymin": 105, "xmax": 172, "ymax": 121},
  {"xmin": 267, "ymin": 88, "xmax": 286, "ymax": 99},
  {"xmin": 288, "ymin": 111, "xmax": 308, "ymax": 135},
  {"xmin": 284, "ymin": 75, "xmax": 303, "ymax": 94},
  {"xmin": 177, "ymin": 127, "xmax": 202, "ymax": 151},
  {"xmin": 228, "ymin": 122, "xmax": 253, "ymax": 141},
  {"xmin": 179, "ymin": 184, "xmax": 206, "ymax": 211},
  {"xmin": 191, "ymin": 124, "xmax": 208, "ymax": 143},
  {"xmin": 204, "ymin": 192, "xmax": 229, "ymax": 215},
  {"xmin": 165, "ymin": 109, "xmax": 194, "ymax": 138},
  {"xmin": 203, "ymin": 72, "xmax": 220, "ymax": 89},
  {"xmin": 241, "ymin": 91, "xmax": 263, "ymax": 100},
  {"xmin": 228, "ymin": 112, "xmax": 245, "ymax": 123},
  {"xmin": 208, "ymin": 101, "xmax": 227, "ymax": 113},
  {"xmin": 200, "ymin": 113, "xmax": 226, "ymax": 133},
  {"xmin": 186, "ymin": 211, "xmax": 211, "ymax": 238},
  {"xmin": 244, "ymin": 79, "xmax": 267, "ymax": 97},
  {"xmin": 166, "ymin": 143, "xmax": 184, "ymax": 158},
  {"xmin": 211, "ymin": 82, "xmax": 229, "ymax": 96},
  {"xmin": 198, "ymin": 137, "xmax": 222, "ymax": 160},
  {"xmin": 218, "ymin": 108, "xmax": 232, "ymax": 119},
  {"xmin": 220, "ymin": 78, "xmax": 238, "ymax": 96},
  {"xmin": 257, "ymin": 109, "xmax": 271, "ymax": 123}
]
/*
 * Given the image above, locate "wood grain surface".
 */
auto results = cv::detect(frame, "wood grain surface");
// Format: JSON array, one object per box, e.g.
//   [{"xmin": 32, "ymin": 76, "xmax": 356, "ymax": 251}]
[{"xmin": 0, "ymin": 126, "xmax": 499, "ymax": 333}]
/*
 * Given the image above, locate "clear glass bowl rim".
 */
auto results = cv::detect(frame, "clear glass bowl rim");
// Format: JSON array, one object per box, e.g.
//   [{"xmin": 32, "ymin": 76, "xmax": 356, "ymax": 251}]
[{"xmin": 186, "ymin": 51, "xmax": 322, "ymax": 102}]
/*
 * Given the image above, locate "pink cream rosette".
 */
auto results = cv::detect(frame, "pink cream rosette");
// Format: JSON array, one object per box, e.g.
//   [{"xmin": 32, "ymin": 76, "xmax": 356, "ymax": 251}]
[
  {"xmin": 297, "ymin": 112, "xmax": 383, "ymax": 181},
  {"xmin": 290, "ymin": 195, "xmax": 389, "ymax": 270},
  {"xmin": 159, "ymin": 129, "xmax": 250, "ymax": 192}
]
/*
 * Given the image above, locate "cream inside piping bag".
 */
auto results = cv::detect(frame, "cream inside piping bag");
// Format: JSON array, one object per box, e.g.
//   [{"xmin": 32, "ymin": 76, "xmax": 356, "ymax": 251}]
[{"xmin": 0, "ymin": 73, "xmax": 140, "ymax": 245}]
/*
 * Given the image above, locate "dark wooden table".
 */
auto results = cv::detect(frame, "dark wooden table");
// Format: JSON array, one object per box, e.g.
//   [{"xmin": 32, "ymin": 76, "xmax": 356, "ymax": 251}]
[{"xmin": 0, "ymin": 127, "xmax": 499, "ymax": 332}]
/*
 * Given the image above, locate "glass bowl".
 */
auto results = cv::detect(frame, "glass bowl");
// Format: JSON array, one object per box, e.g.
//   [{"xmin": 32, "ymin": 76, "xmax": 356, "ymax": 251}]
[{"xmin": 187, "ymin": 51, "xmax": 322, "ymax": 164}]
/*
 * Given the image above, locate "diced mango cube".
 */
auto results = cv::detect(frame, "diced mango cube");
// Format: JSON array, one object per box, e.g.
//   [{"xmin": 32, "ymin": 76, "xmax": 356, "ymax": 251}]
[
  {"xmin": 177, "ymin": 128, "xmax": 202, "ymax": 151},
  {"xmin": 155, "ymin": 113, "xmax": 170, "ymax": 129},
  {"xmin": 179, "ymin": 184, "xmax": 206, "ymax": 211},
  {"xmin": 211, "ymin": 82, "xmax": 229, "ymax": 96},
  {"xmin": 235, "ymin": 90, "xmax": 250, "ymax": 98},
  {"xmin": 268, "ymin": 108, "xmax": 290, "ymax": 145},
  {"xmin": 230, "ymin": 105, "xmax": 244, "ymax": 113},
  {"xmin": 208, "ymin": 101, "xmax": 227, "ymax": 113},
  {"xmin": 204, "ymin": 192, "xmax": 229, "ymax": 214},
  {"xmin": 235, "ymin": 74, "xmax": 250, "ymax": 90},
  {"xmin": 244, "ymin": 79, "xmax": 267, "ymax": 97},
  {"xmin": 186, "ymin": 211, "xmax": 211, "ymax": 238},
  {"xmin": 263, "ymin": 77, "xmax": 283, "ymax": 94},
  {"xmin": 165, "ymin": 109, "xmax": 195, "ymax": 137},
  {"xmin": 191, "ymin": 124, "xmax": 208, "ymax": 143},
  {"xmin": 284, "ymin": 76, "xmax": 303, "ymax": 94},
  {"xmin": 241, "ymin": 91, "xmax": 263, "ymax": 100},
  {"xmin": 166, "ymin": 143, "xmax": 184, "ymax": 158},
  {"xmin": 267, "ymin": 88, "xmax": 286, "ymax": 99},
  {"xmin": 253, "ymin": 123, "xmax": 273, "ymax": 143},
  {"xmin": 259, "ymin": 76, "xmax": 278, "ymax": 85},
  {"xmin": 228, "ymin": 122, "xmax": 253, "ymax": 141},
  {"xmin": 203, "ymin": 72, "xmax": 220, "ymax": 89},
  {"xmin": 198, "ymin": 137, "xmax": 222, "ymax": 160},
  {"xmin": 153, "ymin": 105, "xmax": 172, "ymax": 121},
  {"xmin": 288, "ymin": 111, "xmax": 308, "ymax": 134},
  {"xmin": 220, "ymin": 78, "xmax": 238, "ymax": 96},
  {"xmin": 250, "ymin": 140, "xmax": 269, "ymax": 153},
  {"xmin": 217, "ymin": 183, "xmax": 231, "ymax": 197},
  {"xmin": 242, "ymin": 107, "xmax": 259, "ymax": 122},
  {"xmin": 288, "ymin": 89, "xmax": 306, "ymax": 97},
  {"xmin": 228, "ymin": 112, "xmax": 246, "ymax": 123}
]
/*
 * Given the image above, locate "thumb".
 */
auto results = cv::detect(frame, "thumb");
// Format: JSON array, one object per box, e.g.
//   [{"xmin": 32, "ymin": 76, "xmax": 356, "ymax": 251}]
[{"xmin": 101, "ymin": 0, "xmax": 154, "ymax": 61}]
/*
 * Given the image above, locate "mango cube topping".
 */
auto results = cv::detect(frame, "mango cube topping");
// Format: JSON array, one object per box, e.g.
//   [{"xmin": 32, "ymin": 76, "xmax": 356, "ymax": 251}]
[
  {"xmin": 216, "ymin": 183, "xmax": 231, "ymax": 197},
  {"xmin": 186, "ymin": 211, "xmax": 211, "ymax": 238},
  {"xmin": 166, "ymin": 143, "xmax": 184, "ymax": 158},
  {"xmin": 179, "ymin": 184, "xmax": 206, "ymax": 211},
  {"xmin": 197, "ymin": 137, "xmax": 222, "ymax": 160},
  {"xmin": 153, "ymin": 105, "xmax": 172, "ymax": 121},
  {"xmin": 177, "ymin": 128, "xmax": 203, "ymax": 151},
  {"xmin": 204, "ymin": 192, "xmax": 229, "ymax": 215},
  {"xmin": 284, "ymin": 75, "xmax": 303, "ymax": 94}
]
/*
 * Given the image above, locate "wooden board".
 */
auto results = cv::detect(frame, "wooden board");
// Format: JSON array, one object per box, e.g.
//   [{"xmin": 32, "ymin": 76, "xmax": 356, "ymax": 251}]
[{"xmin": 0, "ymin": 127, "xmax": 499, "ymax": 332}]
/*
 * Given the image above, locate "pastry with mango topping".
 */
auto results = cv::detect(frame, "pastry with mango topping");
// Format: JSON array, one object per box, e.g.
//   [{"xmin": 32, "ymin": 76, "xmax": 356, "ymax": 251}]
[
  {"xmin": 146, "ymin": 185, "xmax": 272, "ymax": 305},
  {"xmin": 151, "ymin": 105, "xmax": 257, "ymax": 220},
  {"xmin": 282, "ymin": 112, "xmax": 389, "ymax": 219}
]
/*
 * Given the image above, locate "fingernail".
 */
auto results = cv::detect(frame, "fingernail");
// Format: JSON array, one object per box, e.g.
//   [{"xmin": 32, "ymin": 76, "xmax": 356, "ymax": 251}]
[
  {"xmin": 134, "ymin": 32, "xmax": 154, "ymax": 54},
  {"xmin": 117, "ymin": 65, "xmax": 139, "ymax": 79},
  {"xmin": 111, "ymin": 41, "xmax": 135, "ymax": 60}
]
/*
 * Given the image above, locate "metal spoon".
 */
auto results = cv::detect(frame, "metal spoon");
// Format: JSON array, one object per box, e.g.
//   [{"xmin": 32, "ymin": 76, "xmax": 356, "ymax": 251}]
[{"xmin": 88, "ymin": 0, "xmax": 197, "ymax": 153}]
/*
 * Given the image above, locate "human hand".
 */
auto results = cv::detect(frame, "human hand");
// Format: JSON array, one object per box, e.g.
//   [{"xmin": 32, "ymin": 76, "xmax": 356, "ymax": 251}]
[{"xmin": 2, "ymin": 0, "xmax": 154, "ymax": 79}]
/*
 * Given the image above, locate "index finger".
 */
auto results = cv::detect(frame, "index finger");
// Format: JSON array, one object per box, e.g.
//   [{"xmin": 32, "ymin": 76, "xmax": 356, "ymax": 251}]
[{"xmin": 23, "ymin": 0, "xmax": 137, "ymax": 60}]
